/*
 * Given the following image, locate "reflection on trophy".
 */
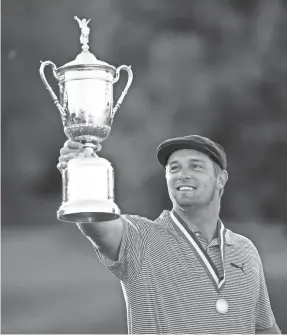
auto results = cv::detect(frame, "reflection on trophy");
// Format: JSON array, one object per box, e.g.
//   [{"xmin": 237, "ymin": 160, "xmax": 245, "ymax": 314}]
[{"xmin": 39, "ymin": 16, "xmax": 133, "ymax": 223}]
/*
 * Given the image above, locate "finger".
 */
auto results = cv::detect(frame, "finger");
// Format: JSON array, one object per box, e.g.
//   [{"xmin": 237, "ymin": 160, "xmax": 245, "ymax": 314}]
[
  {"xmin": 60, "ymin": 146, "xmax": 79, "ymax": 155},
  {"xmin": 95, "ymin": 143, "xmax": 102, "ymax": 152},
  {"xmin": 57, "ymin": 161, "xmax": 67, "ymax": 171},
  {"xmin": 65, "ymin": 140, "xmax": 83, "ymax": 150},
  {"xmin": 60, "ymin": 142, "xmax": 86, "ymax": 155},
  {"xmin": 58, "ymin": 152, "xmax": 79, "ymax": 162}
]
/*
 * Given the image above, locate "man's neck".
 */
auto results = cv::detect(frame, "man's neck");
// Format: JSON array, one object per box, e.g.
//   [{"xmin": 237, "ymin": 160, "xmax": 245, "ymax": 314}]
[{"xmin": 173, "ymin": 204, "xmax": 220, "ymax": 243}]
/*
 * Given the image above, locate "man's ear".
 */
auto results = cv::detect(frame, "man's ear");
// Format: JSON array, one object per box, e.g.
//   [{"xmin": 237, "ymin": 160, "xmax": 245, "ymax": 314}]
[{"xmin": 217, "ymin": 170, "xmax": 228, "ymax": 190}]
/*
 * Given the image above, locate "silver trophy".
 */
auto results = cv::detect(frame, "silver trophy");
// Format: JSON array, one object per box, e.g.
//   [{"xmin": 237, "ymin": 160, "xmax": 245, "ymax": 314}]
[{"xmin": 39, "ymin": 16, "xmax": 133, "ymax": 223}]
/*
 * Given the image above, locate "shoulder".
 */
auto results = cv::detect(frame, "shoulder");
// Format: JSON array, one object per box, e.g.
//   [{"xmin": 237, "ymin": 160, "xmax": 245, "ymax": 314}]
[
  {"xmin": 121, "ymin": 213, "xmax": 155, "ymax": 235},
  {"xmin": 121, "ymin": 210, "xmax": 171, "ymax": 231},
  {"xmin": 122, "ymin": 213, "xmax": 154, "ymax": 225},
  {"xmin": 226, "ymin": 229, "xmax": 262, "ymax": 263}
]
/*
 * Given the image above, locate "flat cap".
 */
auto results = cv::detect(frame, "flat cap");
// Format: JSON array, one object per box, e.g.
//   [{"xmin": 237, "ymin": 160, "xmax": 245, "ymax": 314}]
[{"xmin": 156, "ymin": 135, "xmax": 227, "ymax": 170}]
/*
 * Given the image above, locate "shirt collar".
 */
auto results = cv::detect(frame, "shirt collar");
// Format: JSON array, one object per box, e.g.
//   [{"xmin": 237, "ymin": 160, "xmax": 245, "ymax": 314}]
[
  {"xmin": 225, "ymin": 229, "xmax": 236, "ymax": 246},
  {"xmin": 194, "ymin": 230, "xmax": 235, "ymax": 246},
  {"xmin": 158, "ymin": 210, "xmax": 236, "ymax": 246}
]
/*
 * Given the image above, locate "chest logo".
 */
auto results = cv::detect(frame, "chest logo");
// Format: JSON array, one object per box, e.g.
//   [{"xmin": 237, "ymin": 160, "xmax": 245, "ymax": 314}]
[{"xmin": 230, "ymin": 262, "xmax": 246, "ymax": 274}]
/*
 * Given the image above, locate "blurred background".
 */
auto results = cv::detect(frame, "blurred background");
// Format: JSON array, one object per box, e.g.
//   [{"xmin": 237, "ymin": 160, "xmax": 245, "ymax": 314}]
[{"xmin": 2, "ymin": 0, "xmax": 287, "ymax": 333}]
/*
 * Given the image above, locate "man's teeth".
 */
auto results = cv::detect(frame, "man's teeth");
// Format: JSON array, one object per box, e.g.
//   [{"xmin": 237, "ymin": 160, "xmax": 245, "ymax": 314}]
[{"xmin": 178, "ymin": 186, "xmax": 195, "ymax": 191}]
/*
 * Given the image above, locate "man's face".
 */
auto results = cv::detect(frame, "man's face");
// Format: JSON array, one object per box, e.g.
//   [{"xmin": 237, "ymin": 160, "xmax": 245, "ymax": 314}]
[{"xmin": 165, "ymin": 149, "xmax": 225, "ymax": 209}]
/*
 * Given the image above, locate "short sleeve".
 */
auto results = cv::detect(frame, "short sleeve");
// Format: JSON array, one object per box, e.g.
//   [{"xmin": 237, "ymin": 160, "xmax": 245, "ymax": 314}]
[
  {"xmin": 95, "ymin": 214, "xmax": 153, "ymax": 282},
  {"xmin": 255, "ymin": 253, "xmax": 276, "ymax": 331}
]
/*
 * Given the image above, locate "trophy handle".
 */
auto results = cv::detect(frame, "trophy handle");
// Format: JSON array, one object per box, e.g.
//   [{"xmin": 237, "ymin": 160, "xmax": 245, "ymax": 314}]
[
  {"xmin": 112, "ymin": 65, "xmax": 133, "ymax": 118},
  {"xmin": 39, "ymin": 61, "xmax": 66, "ymax": 121}
]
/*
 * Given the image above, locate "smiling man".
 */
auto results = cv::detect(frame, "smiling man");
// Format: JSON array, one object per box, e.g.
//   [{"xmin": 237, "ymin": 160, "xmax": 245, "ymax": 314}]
[{"xmin": 58, "ymin": 134, "xmax": 281, "ymax": 334}]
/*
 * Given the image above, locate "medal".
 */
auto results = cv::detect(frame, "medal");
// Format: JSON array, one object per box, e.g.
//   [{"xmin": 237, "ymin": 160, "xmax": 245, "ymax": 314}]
[{"xmin": 215, "ymin": 298, "xmax": 228, "ymax": 314}]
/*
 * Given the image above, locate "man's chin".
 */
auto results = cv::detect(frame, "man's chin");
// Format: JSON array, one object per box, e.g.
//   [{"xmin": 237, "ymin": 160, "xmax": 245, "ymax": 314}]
[{"xmin": 175, "ymin": 199, "xmax": 198, "ymax": 208}]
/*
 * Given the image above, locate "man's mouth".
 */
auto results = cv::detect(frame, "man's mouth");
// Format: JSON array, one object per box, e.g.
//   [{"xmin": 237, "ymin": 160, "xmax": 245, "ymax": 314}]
[{"xmin": 176, "ymin": 185, "xmax": 196, "ymax": 191}]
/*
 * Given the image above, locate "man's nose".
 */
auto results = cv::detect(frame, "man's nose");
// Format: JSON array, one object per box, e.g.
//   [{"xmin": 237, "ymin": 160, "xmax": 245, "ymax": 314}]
[{"xmin": 178, "ymin": 167, "xmax": 192, "ymax": 180}]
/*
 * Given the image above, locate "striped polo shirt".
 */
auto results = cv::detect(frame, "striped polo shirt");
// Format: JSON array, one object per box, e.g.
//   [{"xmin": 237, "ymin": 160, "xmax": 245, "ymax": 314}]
[{"xmin": 95, "ymin": 210, "xmax": 276, "ymax": 334}]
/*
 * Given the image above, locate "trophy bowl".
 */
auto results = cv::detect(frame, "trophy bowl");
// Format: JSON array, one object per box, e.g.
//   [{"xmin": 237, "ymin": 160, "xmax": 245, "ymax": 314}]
[
  {"xmin": 60, "ymin": 65, "xmax": 114, "ymax": 144},
  {"xmin": 39, "ymin": 17, "xmax": 133, "ymax": 223}
]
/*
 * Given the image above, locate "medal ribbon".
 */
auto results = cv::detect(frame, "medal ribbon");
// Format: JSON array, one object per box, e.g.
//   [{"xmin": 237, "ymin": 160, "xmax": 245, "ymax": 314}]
[{"xmin": 170, "ymin": 209, "xmax": 226, "ymax": 292}]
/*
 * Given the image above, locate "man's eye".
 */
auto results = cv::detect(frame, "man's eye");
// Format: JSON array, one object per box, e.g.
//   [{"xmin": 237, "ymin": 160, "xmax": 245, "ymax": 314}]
[
  {"xmin": 193, "ymin": 164, "xmax": 202, "ymax": 169},
  {"xmin": 170, "ymin": 166, "xmax": 179, "ymax": 172}
]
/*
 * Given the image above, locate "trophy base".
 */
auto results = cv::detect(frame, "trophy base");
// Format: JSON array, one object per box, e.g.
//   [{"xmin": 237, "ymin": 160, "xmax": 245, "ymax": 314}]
[
  {"xmin": 58, "ymin": 154, "xmax": 121, "ymax": 223},
  {"xmin": 57, "ymin": 201, "xmax": 121, "ymax": 223}
]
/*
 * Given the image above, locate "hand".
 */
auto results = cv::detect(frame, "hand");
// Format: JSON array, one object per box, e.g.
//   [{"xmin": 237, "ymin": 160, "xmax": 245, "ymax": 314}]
[{"xmin": 57, "ymin": 140, "xmax": 102, "ymax": 172}]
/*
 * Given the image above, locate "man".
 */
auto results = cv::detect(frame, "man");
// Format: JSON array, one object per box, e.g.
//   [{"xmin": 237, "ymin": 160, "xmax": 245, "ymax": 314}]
[{"xmin": 58, "ymin": 135, "xmax": 281, "ymax": 334}]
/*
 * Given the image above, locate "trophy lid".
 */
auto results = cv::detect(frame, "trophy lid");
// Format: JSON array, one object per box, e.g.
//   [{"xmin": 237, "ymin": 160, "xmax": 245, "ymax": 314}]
[{"xmin": 57, "ymin": 16, "xmax": 116, "ymax": 74}]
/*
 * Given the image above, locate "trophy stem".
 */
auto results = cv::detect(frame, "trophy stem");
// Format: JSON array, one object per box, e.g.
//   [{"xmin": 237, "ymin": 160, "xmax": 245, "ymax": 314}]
[{"xmin": 83, "ymin": 142, "xmax": 98, "ymax": 156}]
